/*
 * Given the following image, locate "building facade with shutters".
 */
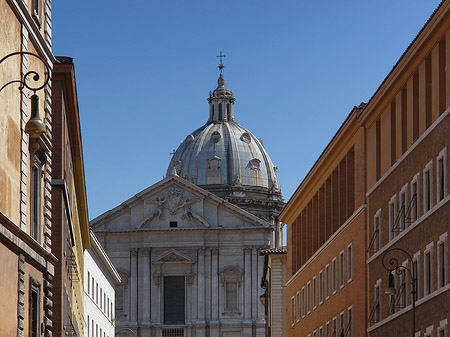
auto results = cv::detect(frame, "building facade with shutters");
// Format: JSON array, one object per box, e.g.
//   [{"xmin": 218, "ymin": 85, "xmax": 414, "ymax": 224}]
[
  {"xmin": 0, "ymin": 0, "xmax": 55, "ymax": 336},
  {"xmin": 91, "ymin": 72, "xmax": 284, "ymax": 337}
]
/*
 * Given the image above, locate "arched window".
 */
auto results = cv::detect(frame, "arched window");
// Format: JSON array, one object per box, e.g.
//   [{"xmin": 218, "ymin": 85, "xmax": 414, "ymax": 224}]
[
  {"xmin": 227, "ymin": 104, "xmax": 230, "ymax": 120},
  {"xmin": 212, "ymin": 105, "xmax": 215, "ymax": 118},
  {"xmin": 219, "ymin": 103, "xmax": 223, "ymax": 120}
]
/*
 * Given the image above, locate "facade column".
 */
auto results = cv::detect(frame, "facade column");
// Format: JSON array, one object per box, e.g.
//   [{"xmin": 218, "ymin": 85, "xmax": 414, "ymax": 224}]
[
  {"xmin": 142, "ymin": 248, "xmax": 151, "ymax": 322},
  {"xmin": 251, "ymin": 246, "xmax": 257, "ymax": 320},
  {"xmin": 244, "ymin": 247, "xmax": 252, "ymax": 321},
  {"xmin": 151, "ymin": 259, "xmax": 161, "ymax": 324},
  {"xmin": 211, "ymin": 248, "xmax": 219, "ymax": 322},
  {"xmin": 138, "ymin": 248, "xmax": 144, "ymax": 320},
  {"xmin": 130, "ymin": 249, "xmax": 138, "ymax": 322},
  {"xmin": 186, "ymin": 270, "xmax": 195, "ymax": 324},
  {"xmin": 257, "ymin": 248, "xmax": 265, "ymax": 320},
  {"xmin": 197, "ymin": 247, "xmax": 205, "ymax": 321},
  {"xmin": 205, "ymin": 248, "xmax": 211, "ymax": 320}
]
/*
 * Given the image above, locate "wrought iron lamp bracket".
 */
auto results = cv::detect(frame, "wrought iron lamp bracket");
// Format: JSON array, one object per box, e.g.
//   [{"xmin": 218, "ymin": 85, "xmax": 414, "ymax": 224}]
[{"xmin": 0, "ymin": 51, "xmax": 50, "ymax": 93}]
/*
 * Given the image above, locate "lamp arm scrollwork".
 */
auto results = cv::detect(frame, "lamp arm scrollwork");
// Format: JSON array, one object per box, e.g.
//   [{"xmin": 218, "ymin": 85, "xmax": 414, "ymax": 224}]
[
  {"xmin": 382, "ymin": 247, "xmax": 415, "ymax": 283},
  {"xmin": 0, "ymin": 52, "xmax": 50, "ymax": 93}
]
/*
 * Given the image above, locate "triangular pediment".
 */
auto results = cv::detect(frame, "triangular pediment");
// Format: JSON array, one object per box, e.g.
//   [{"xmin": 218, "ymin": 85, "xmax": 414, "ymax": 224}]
[
  {"xmin": 152, "ymin": 249, "xmax": 195, "ymax": 265},
  {"xmin": 90, "ymin": 174, "xmax": 271, "ymax": 231}
]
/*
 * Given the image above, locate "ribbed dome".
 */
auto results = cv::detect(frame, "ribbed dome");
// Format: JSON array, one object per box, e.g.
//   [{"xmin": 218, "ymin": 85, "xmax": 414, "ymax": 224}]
[
  {"xmin": 167, "ymin": 121, "xmax": 279, "ymax": 191},
  {"xmin": 166, "ymin": 72, "xmax": 283, "ymax": 221}
]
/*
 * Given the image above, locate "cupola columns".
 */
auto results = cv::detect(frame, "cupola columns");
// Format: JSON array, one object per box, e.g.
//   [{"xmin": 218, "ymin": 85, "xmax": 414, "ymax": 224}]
[{"xmin": 208, "ymin": 73, "xmax": 236, "ymax": 123}]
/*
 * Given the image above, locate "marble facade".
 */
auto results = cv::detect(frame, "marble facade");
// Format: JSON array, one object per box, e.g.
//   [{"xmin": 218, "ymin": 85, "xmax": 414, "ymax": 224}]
[{"xmin": 91, "ymin": 174, "xmax": 269, "ymax": 337}]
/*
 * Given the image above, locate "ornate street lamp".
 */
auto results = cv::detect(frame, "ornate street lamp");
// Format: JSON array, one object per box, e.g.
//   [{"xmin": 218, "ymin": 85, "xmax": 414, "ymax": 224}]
[
  {"xmin": 0, "ymin": 51, "xmax": 50, "ymax": 138},
  {"xmin": 382, "ymin": 247, "xmax": 417, "ymax": 337}
]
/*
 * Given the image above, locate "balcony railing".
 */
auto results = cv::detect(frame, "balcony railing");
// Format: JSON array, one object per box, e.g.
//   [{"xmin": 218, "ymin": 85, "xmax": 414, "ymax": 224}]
[{"xmin": 162, "ymin": 327, "xmax": 184, "ymax": 337}]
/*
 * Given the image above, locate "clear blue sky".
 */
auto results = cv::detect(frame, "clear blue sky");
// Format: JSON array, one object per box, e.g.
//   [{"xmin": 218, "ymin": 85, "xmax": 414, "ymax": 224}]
[{"xmin": 52, "ymin": 0, "xmax": 441, "ymax": 220}]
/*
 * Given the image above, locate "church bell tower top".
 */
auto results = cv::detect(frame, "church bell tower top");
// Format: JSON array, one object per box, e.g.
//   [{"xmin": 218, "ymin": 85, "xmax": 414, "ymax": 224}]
[{"xmin": 207, "ymin": 52, "xmax": 235, "ymax": 123}]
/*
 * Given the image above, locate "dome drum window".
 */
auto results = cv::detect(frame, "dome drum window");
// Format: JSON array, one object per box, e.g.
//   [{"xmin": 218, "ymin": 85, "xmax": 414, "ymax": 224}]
[
  {"xmin": 249, "ymin": 158, "xmax": 261, "ymax": 170},
  {"xmin": 211, "ymin": 131, "xmax": 221, "ymax": 143},
  {"xmin": 240, "ymin": 133, "xmax": 251, "ymax": 144}
]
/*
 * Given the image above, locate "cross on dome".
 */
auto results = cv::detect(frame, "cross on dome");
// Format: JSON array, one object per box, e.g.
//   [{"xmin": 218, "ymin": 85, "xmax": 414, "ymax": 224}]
[{"xmin": 216, "ymin": 51, "xmax": 226, "ymax": 72}]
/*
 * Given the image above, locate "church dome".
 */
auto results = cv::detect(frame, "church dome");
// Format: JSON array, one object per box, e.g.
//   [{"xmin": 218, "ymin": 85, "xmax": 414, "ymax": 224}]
[{"xmin": 167, "ymin": 72, "xmax": 283, "ymax": 220}]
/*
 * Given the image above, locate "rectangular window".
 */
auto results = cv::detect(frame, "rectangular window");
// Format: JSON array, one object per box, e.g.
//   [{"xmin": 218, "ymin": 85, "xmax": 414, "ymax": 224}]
[
  {"xmin": 424, "ymin": 243, "xmax": 434, "ymax": 296},
  {"xmin": 400, "ymin": 266, "xmax": 408, "ymax": 308},
  {"xmin": 291, "ymin": 296, "xmax": 295, "ymax": 326},
  {"xmin": 31, "ymin": 165, "xmax": 42, "ymax": 243},
  {"xmin": 326, "ymin": 322, "xmax": 330, "ymax": 337},
  {"xmin": 340, "ymin": 311, "xmax": 345, "ymax": 337},
  {"xmin": 389, "ymin": 272, "xmax": 396, "ymax": 315},
  {"xmin": 332, "ymin": 257, "xmax": 337, "ymax": 294},
  {"xmin": 437, "ymin": 148, "xmax": 447, "ymax": 203},
  {"xmin": 399, "ymin": 184, "xmax": 408, "ymax": 231},
  {"xmin": 87, "ymin": 316, "xmax": 90, "ymax": 337},
  {"xmin": 319, "ymin": 326, "xmax": 323, "ymax": 337},
  {"xmin": 374, "ymin": 210, "xmax": 381, "ymax": 251},
  {"xmin": 104, "ymin": 293, "xmax": 106, "ymax": 313},
  {"xmin": 87, "ymin": 272, "xmax": 90, "ymax": 294},
  {"xmin": 332, "ymin": 317, "xmax": 337, "ymax": 337},
  {"xmin": 296, "ymin": 291, "xmax": 300, "ymax": 322},
  {"xmin": 347, "ymin": 243, "xmax": 353, "ymax": 282},
  {"xmin": 340, "ymin": 250, "xmax": 345, "ymax": 288},
  {"xmin": 96, "ymin": 283, "xmax": 98, "ymax": 304},
  {"xmin": 307, "ymin": 281, "xmax": 311, "ymax": 313},
  {"xmin": 313, "ymin": 276, "xmax": 317, "ymax": 309},
  {"xmin": 226, "ymin": 282, "xmax": 238, "ymax": 309},
  {"xmin": 164, "ymin": 276, "xmax": 185, "ymax": 324},
  {"xmin": 411, "ymin": 174, "xmax": 420, "ymax": 223},
  {"xmin": 30, "ymin": 281, "xmax": 40, "ymax": 337},
  {"xmin": 438, "ymin": 233, "xmax": 448, "ymax": 288},
  {"xmin": 92, "ymin": 320, "xmax": 94, "ymax": 337},
  {"xmin": 96, "ymin": 324, "xmax": 98, "ymax": 337},
  {"xmin": 375, "ymin": 280, "xmax": 381, "ymax": 323},
  {"xmin": 92, "ymin": 277, "xmax": 95, "ymax": 299},
  {"xmin": 302, "ymin": 287, "xmax": 306, "ymax": 317},
  {"xmin": 424, "ymin": 161, "xmax": 433, "ymax": 213},
  {"xmin": 413, "ymin": 251, "xmax": 421, "ymax": 301},
  {"xmin": 325, "ymin": 264, "xmax": 330, "ymax": 298},
  {"xmin": 100, "ymin": 288, "xmax": 103, "ymax": 310},
  {"xmin": 313, "ymin": 331, "xmax": 317, "ymax": 337},
  {"xmin": 348, "ymin": 306, "xmax": 353, "ymax": 337},
  {"xmin": 389, "ymin": 195, "xmax": 397, "ymax": 240},
  {"xmin": 319, "ymin": 270, "xmax": 324, "ymax": 304}
]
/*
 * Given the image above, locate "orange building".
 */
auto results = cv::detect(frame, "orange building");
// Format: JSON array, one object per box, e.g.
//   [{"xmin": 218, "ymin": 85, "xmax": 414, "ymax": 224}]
[
  {"xmin": 51, "ymin": 56, "xmax": 90, "ymax": 337},
  {"xmin": 0, "ymin": 0, "xmax": 55, "ymax": 337},
  {"xmin": 281, "ymin": 2, "xmax": 449, "ymax": 337},
  {"xmin": 281, "ymin": 103, "xmax": 367, "ymax": 337}
]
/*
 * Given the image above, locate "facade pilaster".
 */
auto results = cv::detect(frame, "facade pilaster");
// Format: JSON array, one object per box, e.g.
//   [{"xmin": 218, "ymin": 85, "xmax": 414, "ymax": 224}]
[
  {"xmin": 244, "ymin": 247, "xmax": 252, "ymax": 321},
  {"xmin": 197, "ymin": 247, "xmax": 205, "ymax": 322},
  {"xmin": 205, "ymin": 247, "xmax": 211, "ymax": 320},
  {"xmin": 130, "ymin": 249, "xmax": 138, "ymax": 322},
  {"xmin": 142, "ymin": 248, "xmax": 151, "ymax": 322},
  {"xmin": 211, "ymin": 248, "xmax": 219, "ymax": 321},
  {"xmin": 251, "ymin": 246, "xmax": 257, "ymax": 320},
  {"xmin": 150, "ymin": 259, "xmax": 161, "ymax": 324},
  {"xmin": 257, "ymin": 248, "xmax": 265, "ymax": 320}
]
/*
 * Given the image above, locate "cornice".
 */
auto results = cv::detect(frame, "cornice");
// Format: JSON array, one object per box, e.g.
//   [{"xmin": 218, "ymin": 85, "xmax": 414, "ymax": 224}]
[
  {"xmin": 280, "ymin": 112, "xmax": 361, "ymax": 225},
  {"xmin": 7, "ymin": 0, "xmax": 54, "ymax": 65}
]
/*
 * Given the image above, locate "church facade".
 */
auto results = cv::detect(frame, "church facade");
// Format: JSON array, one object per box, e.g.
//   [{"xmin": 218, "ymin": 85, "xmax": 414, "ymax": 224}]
[{"xmin": 91, "ymin": 71, "xmax": 284, "ymax": 337}]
